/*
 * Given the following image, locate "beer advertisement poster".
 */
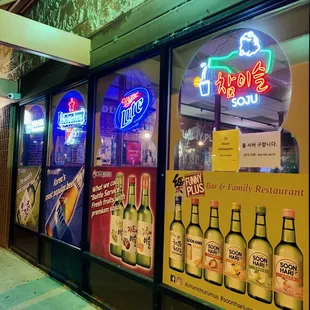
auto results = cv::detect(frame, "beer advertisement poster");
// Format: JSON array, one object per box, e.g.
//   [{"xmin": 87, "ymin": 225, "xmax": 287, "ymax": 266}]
[
  {"xmin": 89, "ymin": 167, "xmax": 157, "ymax": 278},
  {"xmin": 163, "ymin": 171, "xmax": 308, "ymax": 310},
  {"xmin": 43, "ymin": 166, "xmax": 85, "ymax": 247},
  {"xmin": 15, "ymin": 166, "xmax": 42, "ymax": 231}
]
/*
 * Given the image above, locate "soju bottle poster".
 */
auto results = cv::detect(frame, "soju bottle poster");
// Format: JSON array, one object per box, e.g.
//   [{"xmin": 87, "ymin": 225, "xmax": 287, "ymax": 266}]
[
  {"xmin": 163, "ymin": 171, "xmax": 308, "ymax": 310},
  {"xmin": 15, "ymin": 166, "xmax": 42, "ymax": 231},
  {"xmin": 43, "ymin": 166, "xmax": 85, "ymax": 247},
  {"xmin": 89, "ymin": 167, "xmax": 157, "ymax": 279}
]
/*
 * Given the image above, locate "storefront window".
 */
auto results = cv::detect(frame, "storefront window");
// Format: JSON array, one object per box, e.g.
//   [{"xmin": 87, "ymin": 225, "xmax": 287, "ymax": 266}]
[
  {"xmin": 170, "ymin": 10, "xmax": 306, "ymax": 173},
  {"xmin": 43, "ymin": 84, "xmax": 88, "ymax": 248},
  {"xmin": 163, "ymin": 2, "xmax": 308, "ymax": 310},
  {"xmin": 89, "ymin": 57, "xmax": 160, "ymax": 279},
  {"xmin": 15, "ymin": 101, "xmax": 45, "ymax": 231}
]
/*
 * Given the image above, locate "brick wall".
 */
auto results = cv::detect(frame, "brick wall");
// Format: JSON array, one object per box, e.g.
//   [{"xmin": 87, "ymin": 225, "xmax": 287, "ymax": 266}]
[{"xmin": 0, "ymin": 105, "xmax": 13, "ymax": 247}]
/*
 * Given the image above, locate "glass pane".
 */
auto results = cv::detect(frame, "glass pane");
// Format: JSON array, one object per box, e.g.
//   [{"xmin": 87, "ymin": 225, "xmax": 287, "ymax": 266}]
[
  {"xmin": 19, "ymin": 102, "xmax": 45, "ymax": 167},
  {"xmin": 48, "ymin": 85, "xmax": 88, "ymax": 167},
  {"xmin": 89, "ymin": 56, "xmax": 160, "ymax": 279},
  {"xmin": 169, "ymin": 3, "xmax": 307, "ymax": 173},
  {"xmin": 15, "ymin": 101, "xmax": 45, "ymax": 231},
  {"xmin": 43, "ymin": 84, "xmax": 88, "ymax": 248}
]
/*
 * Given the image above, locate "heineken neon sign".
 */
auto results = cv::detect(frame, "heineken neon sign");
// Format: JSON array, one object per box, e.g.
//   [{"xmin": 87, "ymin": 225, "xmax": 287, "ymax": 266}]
[
  {"xmin": 25, "ymin": 118, "xmax": 45, "ymax": 134},
  {"xmin": 57, "ymin": 98, "xmax": 86, "ymax": 130},
  {"xmin": 197, "ymin": 31, "xmax": 274, "ymax": 108},
  {"xmin": 114, "ymin": 87, "xmax": 151, "ymax": 131}
]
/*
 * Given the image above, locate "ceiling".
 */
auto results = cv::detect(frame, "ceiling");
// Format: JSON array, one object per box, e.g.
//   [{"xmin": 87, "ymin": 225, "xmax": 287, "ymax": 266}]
[{"xmin": 0, "ymin": 0, "xmax": 38, "ymax": 82}]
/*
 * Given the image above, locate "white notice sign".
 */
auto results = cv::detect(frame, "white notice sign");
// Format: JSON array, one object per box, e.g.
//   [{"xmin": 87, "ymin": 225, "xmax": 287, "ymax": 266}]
[{"xmin": 239, "ymin": 131, "xmax": 281, "ymax": 168}]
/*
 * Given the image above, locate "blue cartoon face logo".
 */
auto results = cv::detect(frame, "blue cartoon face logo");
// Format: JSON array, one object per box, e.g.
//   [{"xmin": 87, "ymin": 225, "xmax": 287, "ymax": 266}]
[{"xmin": 239, "ymin": 31, "xmax": 261, "ymax": 57}]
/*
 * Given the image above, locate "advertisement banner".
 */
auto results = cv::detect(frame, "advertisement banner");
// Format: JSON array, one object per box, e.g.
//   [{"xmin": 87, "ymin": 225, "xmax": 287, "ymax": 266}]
[
  {"xmin": 163, "ymin": 171, "xmax": 308, "ymax": 310},
  {"xmin": 15, "ymin": 166, "xmax": 41, "ymax": 231},
  {"xmin": 89, "ymin": 167, "xmax": 157, "ymax": 278},
  {"xmin": 43, "ymin": 166, "xmax": 85, "ymax": 248}
]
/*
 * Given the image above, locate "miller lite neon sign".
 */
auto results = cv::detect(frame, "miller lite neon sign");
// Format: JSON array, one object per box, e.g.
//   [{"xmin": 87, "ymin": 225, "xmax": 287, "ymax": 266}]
[{"xmin": 114, "ymin": 87, "xmax": 151, "ymax": 131}]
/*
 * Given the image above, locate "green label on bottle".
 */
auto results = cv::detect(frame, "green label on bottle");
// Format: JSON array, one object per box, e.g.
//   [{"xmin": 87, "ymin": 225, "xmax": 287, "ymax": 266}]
[{"xmin": 248, "ymin": 249, "xmax": 272, "ymax": 289}]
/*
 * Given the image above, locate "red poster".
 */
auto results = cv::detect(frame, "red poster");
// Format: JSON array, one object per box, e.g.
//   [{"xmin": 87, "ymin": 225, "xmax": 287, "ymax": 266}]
[
  {"xmin": 89, "ymin": 167, "xmax": 157, "ymax": 278},
  {"xmin": 126, "ymin": 141, "xmax": 141, "ymax": 165}
]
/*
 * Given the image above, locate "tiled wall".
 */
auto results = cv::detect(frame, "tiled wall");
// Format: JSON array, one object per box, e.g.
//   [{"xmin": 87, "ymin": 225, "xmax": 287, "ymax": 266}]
[{"xmin": 0, "ymin": 105, "xmax": 13, "ymax": 247}]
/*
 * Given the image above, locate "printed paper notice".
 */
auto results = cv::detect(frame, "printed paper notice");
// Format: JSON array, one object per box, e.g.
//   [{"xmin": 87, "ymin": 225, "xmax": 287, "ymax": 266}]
[
  {"xmin": 240, "ymin": 131, "xmax": 281, "ymax": 168},
  {"xmin": 212, "ymin": 129, "xmax": 240, "ymax": 172}
]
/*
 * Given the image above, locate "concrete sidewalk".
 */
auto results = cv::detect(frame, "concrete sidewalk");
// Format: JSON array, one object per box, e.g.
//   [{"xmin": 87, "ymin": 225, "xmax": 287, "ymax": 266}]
[{"xmin": 0, "ymin": 247, "xmax": 96, "ymax": 310}]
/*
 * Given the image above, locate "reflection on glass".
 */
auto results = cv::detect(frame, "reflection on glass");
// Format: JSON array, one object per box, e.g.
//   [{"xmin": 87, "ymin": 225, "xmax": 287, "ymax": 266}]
[
  {"xmin": 20, "ymin": 104, "xmax": 45, "ymax": 167},
  {"xmin": 174, "ymin": 27, "xmax": 300, "ymax": 174}
]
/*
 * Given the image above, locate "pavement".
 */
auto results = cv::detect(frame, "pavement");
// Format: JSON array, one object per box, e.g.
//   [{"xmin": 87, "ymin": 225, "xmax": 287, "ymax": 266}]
[{"xmin": 0, "ymin": 247, "xmax": 96, "ymax": 310}]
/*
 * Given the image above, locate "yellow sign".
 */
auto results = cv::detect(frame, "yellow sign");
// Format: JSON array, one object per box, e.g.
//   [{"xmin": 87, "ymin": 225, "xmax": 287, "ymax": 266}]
[
  {"xmin": 193, "ymin": 76, "xmax": 201, "ymax": 88},
  {"xmin": 163, "ymin": 171, "xmax": 308, "ymax": 310},
  {"xmin": 212, "ymin": 129, "xmax": 240, "ymax": 171}
]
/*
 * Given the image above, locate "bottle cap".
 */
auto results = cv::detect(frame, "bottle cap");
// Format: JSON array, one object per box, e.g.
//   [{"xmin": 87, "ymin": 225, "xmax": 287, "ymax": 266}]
[
  {"xmin": 256, "ymin": 206, "xmax": 266, "ymax": 214},
  {"xmin": 231, "ymin": 202, "xmax": 241, "ymax": 210},
  {"xmin": 192, "ymin": 198, "xmax": 199, "ymax": 205},
  {"xmin": 142, "ymin": 174, "xmax": 149, "ymax": 189},
  {"xmin": 175, "ymin": 196, "xmax": 182, "ymax": 204},
  {"xmin": 210, "ymin": 200, "xmax": 219, "ymax": 208},
  {"xmin": 282, "ymin": 209, "xmax": 295, "ymax": 219},
  {"xmin": 129, "ymin": 176, "xmax": 135, "ymax": 184}
]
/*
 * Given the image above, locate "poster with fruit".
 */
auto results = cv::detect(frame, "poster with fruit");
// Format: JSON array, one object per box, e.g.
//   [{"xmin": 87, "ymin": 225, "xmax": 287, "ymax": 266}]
[
  {"xmin": 89, "ymin": 167, "xmax": 157, "ymax": 278},
  {"xmin": 163, "ymin": 171, "xmax": 308, "ymax": 310}
]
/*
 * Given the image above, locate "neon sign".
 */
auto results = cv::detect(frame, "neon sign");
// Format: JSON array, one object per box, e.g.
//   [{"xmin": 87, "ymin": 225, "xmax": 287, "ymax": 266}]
[
  {"xmin": 114, "ymin": 87, "xmax": 151, "ymax": 131},
  {"xmin": 25, "ymin": 118, "xmax": 45, "ymax": 134},
  {"xmin": 58, "ymin": 108, "xmax": 86, "ymax": 129},
  {"xmin": 215, "ymin": 61, "xmax": 270, "ymax": 99},
  {"xmin": 232, "ymin": 94, "xmax": 259, "ymax": 108},
  {"xmin": 57, "ymin": 97, "xmax": 86, "ymax": 130},
  {"xmin": 197, "ymin": 30, "xmax": 274, "ymax": 107}
]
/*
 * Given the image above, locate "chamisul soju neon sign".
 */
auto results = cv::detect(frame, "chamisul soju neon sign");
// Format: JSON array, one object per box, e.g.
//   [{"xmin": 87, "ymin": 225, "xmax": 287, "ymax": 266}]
[
  {"xmin": 114, "ymin": 87, "xmax": 151, "ymax": 131},
  {"xmin": 197, "ymin": 31, "xmax": 274, "ymax": 108},
  {"xmin": 58, "ymin": 97, "xmax": 86, "ymax": 130}
]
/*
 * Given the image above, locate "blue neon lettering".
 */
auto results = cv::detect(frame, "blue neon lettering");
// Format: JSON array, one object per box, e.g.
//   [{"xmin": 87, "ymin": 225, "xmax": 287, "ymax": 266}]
[
  {"xmin": 58, "ymin": 108, "xmax": 86, "ymax": 129},
  {"xmin": 232, "ymin": 94, "xmax": 259, "ymax": 108},
  {"xmin": 120, "ymin": 97, "xmax": 144, "ymax": 129},
  {"xmin": 114, "ymin": 87, "xmax": 151, "ymax": 131}
]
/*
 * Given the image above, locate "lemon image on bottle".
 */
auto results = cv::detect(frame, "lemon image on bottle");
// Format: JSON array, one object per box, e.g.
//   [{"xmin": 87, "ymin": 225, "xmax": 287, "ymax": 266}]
[
  {"xmin": 169, "ymin": 196, "xmax": 185, "ymax": 272},
  {"xmin": 224, "ymin": 203, "xmax": 246, "ymax": 294},
  {"xmin": 247, "ymin": 206, "xmax": 273, "ymax": 304},
  {"xmin": 185, "ymin": 198, "xmax": 203, "ymax": 279},
  {"xmin": 204, "ymin": 200, "xmax": 223, "ymax": 286},
  {"xmin": 274, "ymin": 209, "xmax": 303, "ymax": 310}
]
